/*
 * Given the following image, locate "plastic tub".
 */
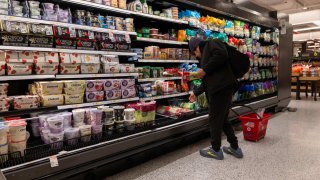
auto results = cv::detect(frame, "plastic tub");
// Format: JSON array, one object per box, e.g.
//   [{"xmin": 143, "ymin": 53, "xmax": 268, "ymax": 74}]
[
  {"xmin": 58, "ymin": 112, "xmax": 72, "ymax": 129},
  {"xmin": 48, "ymin": 131, "xmax": 64, "ymax": 149},
  {"xmin": 43, "ymin": 3, "xmax": 54, "ymax": 10},
  {"xmin": 124, "ymin": 119, "xmax": 135, "ymax": 131},
  {"xmin": 79, "ymin": 125, "xmax": 92, "ymax": 142},
  {"xmin": 9, "ymin": 120, "xmax": 27, "ymax": 142},
  {"xmin": 47, "ymin": 116, "xmax": 64, "ymax": 133},
  {"xmin": 28, "ymin": 1, "xmax": 40, "ymax": 7},
  {"xmin": 40, "ymin": 129, "xmax": 50, "ymax": 144},
  {"xmin": 73, "ymin": 109, "xmax": 86, "ymax": 125},
  {"xmin": 65, "ymin": 128, "xmax": 80, "ymax": 146},
  {"xmin": 89, "ymin": 109, "xmax": 103, "ymax": 125},
  {"xmin": 9, "ymin": 140, "xmax": 27, "ymax": 157}
]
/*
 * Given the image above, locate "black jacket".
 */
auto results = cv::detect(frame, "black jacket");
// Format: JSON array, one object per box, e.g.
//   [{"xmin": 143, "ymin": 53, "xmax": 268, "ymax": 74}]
[{"xmin": 194, "ymin": 39, "xmax": 236, "ymax": 96}]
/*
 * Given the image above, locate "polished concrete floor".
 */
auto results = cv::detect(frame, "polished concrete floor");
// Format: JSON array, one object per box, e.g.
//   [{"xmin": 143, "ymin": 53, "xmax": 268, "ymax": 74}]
[{"xmin": 108, "ymin": 97, "xmax": 320, "ymax": 180}]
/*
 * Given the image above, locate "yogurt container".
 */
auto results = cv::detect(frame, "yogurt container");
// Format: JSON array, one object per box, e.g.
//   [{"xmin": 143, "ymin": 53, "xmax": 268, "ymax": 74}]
[
  {"xmin": 9, "ymin": 140, "xmax": 27, "ymax": 157},
  {"xmin": 79, "ymin": 125, "xmax": 92, "ymax": 142},
  {"xmin": 72, "ymin": 109, "xmax": 86, "ymax": 126},
  {"xmin": 48, "ymin": 131, "xmax": 64, "ymax": 149},
  {"xmin": 31, "ymin": 123, "xmax": 40, "ymax": 137},
  {"xmin": 40, "ymin": 129, "xmax": 50, "ymax": 144},
  {"xmin": 65, "ymin": 128, "xmax": 80, "ymax": 146},
  {"xmin": 8, "ymin": 120, "xmax": 27, "ymax": 142},
  {"xmin": 58, "ymin": 112, "xmax": 73, "ymax": 129},
  {"xmin": 124, "ymin": 119, "xmax": 135, "ymax": 131},
  {"xmin": 46, "ymin": 116, "xmax": 64, "ymax": 133},
  {"xmin": 89, "ymin": 109, "xmax": 103, "ymax": 125}
]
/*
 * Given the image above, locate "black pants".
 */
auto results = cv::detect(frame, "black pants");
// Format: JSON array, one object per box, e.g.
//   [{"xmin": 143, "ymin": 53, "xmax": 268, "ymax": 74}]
[{"xmin": 206, "ymin": 85, "xmax": 238, "ymax": 151}]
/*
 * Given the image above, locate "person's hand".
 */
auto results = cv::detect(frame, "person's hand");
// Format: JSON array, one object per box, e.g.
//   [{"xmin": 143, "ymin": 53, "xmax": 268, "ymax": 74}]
[
  {"xmin": 196, "ymin": 68, "xmax": 206, "ymax": 79},
  {"xmin": 189, "ymin": 92, "xmax": 197, "ymax": 102}
]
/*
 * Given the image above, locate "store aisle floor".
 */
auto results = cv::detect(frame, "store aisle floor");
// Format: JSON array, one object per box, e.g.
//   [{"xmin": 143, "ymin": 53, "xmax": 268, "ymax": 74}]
[{"xmin": 107, "ymin": 99, "xmax": 320, "ymax": 180}]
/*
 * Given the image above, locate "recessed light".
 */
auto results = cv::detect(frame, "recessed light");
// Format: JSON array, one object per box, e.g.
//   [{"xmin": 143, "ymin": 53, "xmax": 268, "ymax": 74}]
[{"xmin": 302, "ymin": 7, "xmax": 308, "ymax": 10}]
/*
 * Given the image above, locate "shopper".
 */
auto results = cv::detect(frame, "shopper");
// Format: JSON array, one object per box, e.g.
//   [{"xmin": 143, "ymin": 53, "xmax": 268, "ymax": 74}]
[{"xmin": 189, "ymin": 37, "xmax": 243, "ymax": 160}]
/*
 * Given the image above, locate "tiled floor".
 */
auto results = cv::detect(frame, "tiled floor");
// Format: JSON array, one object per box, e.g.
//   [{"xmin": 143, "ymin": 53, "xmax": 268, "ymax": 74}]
[{"xmin": 108, "ymin": 98, "xmax": 320, "ymax": 180}]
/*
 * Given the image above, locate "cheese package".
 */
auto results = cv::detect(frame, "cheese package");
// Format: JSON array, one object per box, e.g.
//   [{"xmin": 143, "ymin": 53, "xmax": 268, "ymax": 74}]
[
  {"xmin": 101, "ymin": 55, "xmax": 119, "ymax": 63},
  {"xmin": 64, "ymin": 94, "xmax": 84, "ymax": 105},
  {"xmin": 105, "ymin": 90, "xmax": 121, "ymax": 100},
  {"xmin": 86, "ymin": 91, "xmax": 104, "ymax": 102},
  {"xmin": 7, "ymin": 63, "xmax": 33, "ymax": 75},
  {"xmin": 86, "ymin": 80, "xmax": 105, "ymax": 92},
  {"xmin": 28, "ymin": 84, "xmax": 37, "ymax": 95},
  {"xmin": 34, "ymin": 52, "xmax": 59, "ymax": 75},
  {"xmin": 122, "ymin": 88, "xmax": 136, "ymax": 98},
  {"xmin": 121, "ymin": 79, "xmax": 135, "ymax": 90},
  {"xmin": 0, "ymin": 98, "xmax": 10, "ymax": 112},
  {"xmin": 63, "ymin": 80, "xmax": 85, "ymax": 95},
  {"xmin": 102, "ymin": 62, "xmax": 120, "ymax": 73},
  {"xmin": 81, "ymin": 54, "xmax": 100, "ymax": 74},
  {"xmin": 36, "ymin": 81, "xmax": 64, "ymax": 95},
  {"xmin": 40, "ymin": 94, "xmax": 64, "ymax": 107},
  {"xmin": 104, "ymin": 79, "xmax": 121, "ymax": 91},
  {"xmin": 13, "ymin": 95, "xmax": 39, "ymax": 110},
  {"xmin": 59, "ymin": 53, "xmax": 81, "ymax": 74},
  {"xmin": 120, "ymin": 64, "xmax": 135, "ymax": 73}
]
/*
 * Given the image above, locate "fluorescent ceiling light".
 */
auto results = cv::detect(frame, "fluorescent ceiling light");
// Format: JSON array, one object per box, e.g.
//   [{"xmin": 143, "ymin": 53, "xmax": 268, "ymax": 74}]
[
  {"xmin": 294, "ymin": 27, "xmax": 320, "ymax": 32},
  {"xmin": 302, "ymin": 7, "xmax": 308, "ymax": 10}
]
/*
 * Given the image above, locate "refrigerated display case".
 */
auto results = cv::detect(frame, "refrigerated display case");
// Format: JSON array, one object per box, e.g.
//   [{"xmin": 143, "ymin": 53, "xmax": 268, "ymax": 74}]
[{"xmin": 0, "ymin": 0, "xmax": 292, "ymax": 179}]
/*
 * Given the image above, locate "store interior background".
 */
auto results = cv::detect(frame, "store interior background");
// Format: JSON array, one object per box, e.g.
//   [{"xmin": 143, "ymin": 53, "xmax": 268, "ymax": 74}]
[{"xmin": 2, "ymin": 0, "xmax": 320, "ymax": 179}]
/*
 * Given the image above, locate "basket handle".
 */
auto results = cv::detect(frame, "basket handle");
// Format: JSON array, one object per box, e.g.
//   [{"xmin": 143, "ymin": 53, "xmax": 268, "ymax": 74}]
[{"xmin": 230, "ymin": 104, "xmax": 263, "ymax": 120}]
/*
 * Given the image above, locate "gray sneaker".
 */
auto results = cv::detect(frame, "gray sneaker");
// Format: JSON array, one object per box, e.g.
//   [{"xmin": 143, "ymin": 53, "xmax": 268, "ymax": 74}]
[
  {"xmin": 199, "ymin": 148, "xmax": 224, "ymax": 160},
  {"xmin": 223, "ymin": 146, "xmax": 243, "ymax": 158}
]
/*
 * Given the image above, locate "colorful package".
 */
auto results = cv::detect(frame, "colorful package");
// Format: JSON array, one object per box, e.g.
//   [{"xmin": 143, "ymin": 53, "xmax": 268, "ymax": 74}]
[
  {"xmin": 120, "ymin": 64, "xmax": 135, "ymax": 73},
  {"xmin": 86, "ymin": 91, "xmax": 104, "ymax": 102},
  {"xmin": 105, "ymin": 90, "xmax": 122, "ymax": 100},
  {"xmin": 0, "ymin": 98, "xmax": 10, "ymax": 112},
  {"xmin": 64, "ymin": 94, "xmax": 84, "ymax": 105},
  {"xmin": 86, "ymin": 80, "xmax": 105, "ymax": 92},
  {"xmin": 121, "ymin": 79, "xmax": 135, "ymax": 90},
  {"xmin": 40, "ymin": 94, "xmax": 64, "ymax": 107},
  {"xmin": 81, "ymin": 54, "xmax": 100, "ymax": 74},
  {"xmin": 59, "ymin": 53, "xmax": 81, "ymax": 74},
  {"xmin": 36, "ymin": 81, "xmax": 63, "ymax": 95},
  {"xmin": 122, "ymin": 87, "xmax": 136, "ymax": 98},
  {"xmin": 34, "ymin": 52, "xmax": 59, "ymax": 75},
  {"xmin": 63, "ymin": 80, "xmax": 86, "ymax": 95},
  {"xmin": 13, "ymin": 95, "xmax": 39, "ymax": 110},
  {"xmin": 104, "ymin": 79, "xmax": 121, "ymax": 90}
]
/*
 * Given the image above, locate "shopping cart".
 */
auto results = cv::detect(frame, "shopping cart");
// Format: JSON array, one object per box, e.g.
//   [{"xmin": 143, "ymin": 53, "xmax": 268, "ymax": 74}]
[{"xmin": 231, "ymin": 105, "xmax": 272, "ymax": 142}]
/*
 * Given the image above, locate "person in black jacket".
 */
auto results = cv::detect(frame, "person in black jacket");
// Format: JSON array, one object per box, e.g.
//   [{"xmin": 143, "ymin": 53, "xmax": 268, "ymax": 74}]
[{"xmin": 189, "ymin": 37, "xmax": 243, "ymax": 160}]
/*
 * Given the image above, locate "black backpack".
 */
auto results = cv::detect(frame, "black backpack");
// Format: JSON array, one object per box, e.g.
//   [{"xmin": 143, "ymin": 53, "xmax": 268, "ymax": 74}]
[{"xmin": 224, "ymin": 43, "xmax": 250, "ymax": 79}]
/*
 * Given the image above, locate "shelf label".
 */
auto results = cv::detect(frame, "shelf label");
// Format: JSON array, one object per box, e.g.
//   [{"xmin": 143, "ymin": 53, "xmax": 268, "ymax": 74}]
[{"xmin": 49, "ymin": 155, "xmax": 59, "ymax": 167}]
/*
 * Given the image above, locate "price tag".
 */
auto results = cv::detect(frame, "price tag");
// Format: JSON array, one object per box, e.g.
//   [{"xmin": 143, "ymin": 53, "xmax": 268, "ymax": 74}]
[{"xmin": 49, "ymin": 155, "xmax": 59, "ymax": 167}]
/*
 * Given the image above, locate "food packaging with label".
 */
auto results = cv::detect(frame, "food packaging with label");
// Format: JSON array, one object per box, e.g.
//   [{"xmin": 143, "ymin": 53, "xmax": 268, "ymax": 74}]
[
  {"xmin": 40, "ymin": 94, "xmax": 64, "ymax": 107},
  {"xmin": 86, "ymin": 91, "xmax": 104, "ymax": 102},
  {"xmin": 121, "ymin": 79, "xmax": 135, "ymax": 89},
  {"xmin": 34, "ymin": 52, "xmax": 59, "ymax": 75},
  {"xmin": 0, "ymin": 98, "xmax": 10, "ymax": 112},
  {"xmin": 13, "ymin": 95, "xmax": 39, "ymax": 110},
  {"xmin": 103, "ymin": 79, "xmax": 121, "ymax": 90},
  {"xmin": 101, "ymin": 55, "xmax": 119, "ymax": 63},
  {"xmin": 86, "ymin": 80, "xmax": 105, "ymax": 92},
  {"xmin": 102, "ymin": 62, "xmax": 120, "ymax": 73},
  {"xmin": 64, "ymin": 94, "xmax": 84, "ymax": 105},
  {"xmin": 63, "ymin": 80, "xmax": 85, "ymax": 94},
  {"xmin": 36, "ymin": 81, "xmax": 63, "ymax": 95},
  {"xmin": 7, "ymin": 63, "xmax": 33, "ymax": 75},
  {"xmin": 122, "ymin": 88, "xmax": 136, "ymax": 98},
  {"xmin": 59, "ymin": 53, "xmax": 81, "ymax": 74},
  {"xmin": 120, "ymin": 64, "xmax": 135, "ymax": 73},
  {"xmin": 105, "ymin": 89, "xmax": 121, "ymax": 100},
  {"xmin": 0, "ymin": 83, "xmax": 8, "ymax": 94},
  {"xmin": 80, "ymin": 54, "xmax": 100, "ymax": 74}
]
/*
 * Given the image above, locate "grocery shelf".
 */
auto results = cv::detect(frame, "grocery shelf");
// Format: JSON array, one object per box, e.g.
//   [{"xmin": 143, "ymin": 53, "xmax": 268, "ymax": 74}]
[
  {"xmin": 56, "ymin": 73, "xmax": 139, "ymax": 79},
  {"xmin": 138, "ymin": 59, "xmax": 199, "ymax": 63},
  {"xmin": 0, "ymin": 15, "xmax": 136, "ymax": 35},
  {"xmin": 140, "ymin": 92, "xmax": 189, "ymax": 101},
  {"xmin": 138, "ymin": 76, "xmax": 182, "ymax": 82},
  {"xmin": 136, "ymin": 37, "xmax": 188, "ymax": 45},
  {"xmin": 59, "ymin": 0, "xmax": 133, "ymax": 14},
  {"xmin": 0, "ymin": 75, "xmax": 55, "ymax": 81},
  {"xmin": 57, "ymin": 97, "xmax": 139, "ymax": 110},
  {"xmin": 0, "ymin": 46, "xmax": 137, "ymax": 56},
  {"xmin": 132, "ymin": 11, "xmax": 188, "ymax": 24}
]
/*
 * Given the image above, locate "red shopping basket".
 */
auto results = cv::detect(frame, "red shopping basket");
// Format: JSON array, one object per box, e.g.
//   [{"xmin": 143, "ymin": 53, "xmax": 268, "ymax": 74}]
[{"xmin": 239, "ymin": 113, "xmax": 272, "ymax": 141}]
